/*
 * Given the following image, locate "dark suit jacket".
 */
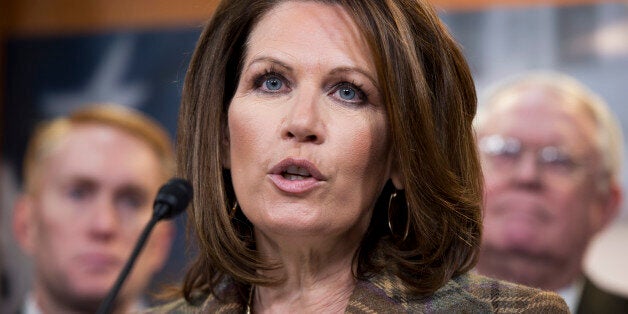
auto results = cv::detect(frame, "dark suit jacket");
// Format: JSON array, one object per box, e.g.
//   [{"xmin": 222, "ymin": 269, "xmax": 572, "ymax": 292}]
[
  {"xmin": 577, "ymin": 277, "xmax": 628, "ymax": 314},
  {"xmin": 149, "ymin": 272, "xmax": 568, "ymax": 313}
]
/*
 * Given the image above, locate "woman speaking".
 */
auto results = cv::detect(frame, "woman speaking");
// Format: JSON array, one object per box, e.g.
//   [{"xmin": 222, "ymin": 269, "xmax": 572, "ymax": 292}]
[{"xmin": 158, "ymin": 0, "xmax": 569, "ymax": 312}]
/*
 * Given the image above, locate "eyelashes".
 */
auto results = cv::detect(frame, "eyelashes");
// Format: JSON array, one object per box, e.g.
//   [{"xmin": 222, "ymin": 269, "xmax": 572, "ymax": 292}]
[
  {"xmin": 253, "ymin": 69, "xmax": 289, "ymax": 93},
  {"xmin": 333, "ymin": 81, "xmax": 367, "ymax": 104},
  {"xmin": 249, "ymin": 68, "xmax": 370, "ymax": 105}
]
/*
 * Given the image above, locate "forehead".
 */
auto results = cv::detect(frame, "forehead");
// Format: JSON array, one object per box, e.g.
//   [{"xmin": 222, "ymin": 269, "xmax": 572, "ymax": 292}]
[
  {"xmin": 41, "ymin": 124, "xmax": 163, "ymax": 188},
  {"xmin": 481, "ymin": 86, "xmax": 598, "ymax": 151},
  {"xmin": 246, "ymin": 1, "xmax": 375, "ymax": 73}
]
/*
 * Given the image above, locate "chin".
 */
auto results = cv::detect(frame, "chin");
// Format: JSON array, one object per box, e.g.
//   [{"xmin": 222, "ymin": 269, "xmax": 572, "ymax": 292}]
[
  {"xmin": 262, "ymin": 221, "xmax": 330, "ymax": 237},
  {"xmin": 60, "ymin": 291, "xmax": 108, "ymax": 313},
  {"xmin": 70, "ymin": 284, "xmax": 111, "ymax": 299},
  {"xmin": 264, "ymin": 217, "xmax": 364, "ymax": 241},
  {"xmin": 67, "ymin": 274, "xmax": 117, "ymax": 297},
  {"xmin": 486, "ymin": 217, "xmax": 547, "ymax": 246}
]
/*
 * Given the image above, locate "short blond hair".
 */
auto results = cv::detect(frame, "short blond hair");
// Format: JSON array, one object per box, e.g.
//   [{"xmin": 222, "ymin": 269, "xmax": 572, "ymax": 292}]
[{"xmin": 23, "ymin": 104, "xmax": 175, "ymax": 194}]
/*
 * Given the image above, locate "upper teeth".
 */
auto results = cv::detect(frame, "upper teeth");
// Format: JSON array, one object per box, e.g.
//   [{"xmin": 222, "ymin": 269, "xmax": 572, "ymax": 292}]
[{"xmin": 285, "ymin": 165, "xmax": 310, "ymax": 176}]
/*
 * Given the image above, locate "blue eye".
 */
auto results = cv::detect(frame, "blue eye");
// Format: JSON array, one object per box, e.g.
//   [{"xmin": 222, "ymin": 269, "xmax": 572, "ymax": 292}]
[
  {"xmin": 115, "ymin": 188, "xmax": 149, "ymax": 213},
  {"xmin": 254, "ymin": 71, "xmax": 288, "ymax": 93},
  {"xmin": 332, "ymin": 83, "xmax": 366, "ymax": 104},
  {"xmin": 117, "ymin": 195, "xmax": 144, "ymax": 210},
  {"xmin": 339, "ymin": 87, "xmax": 356, "ymax": 100},
  {"xmin": 69, "ymin": 187, "xmax": 88, "ymax": 200},
  {"xmin": 67, "ymin": 183, "xmax": 94, "ymax": 201},
  {"xmin": 265, "ymin": 77, "xmax": 283, "ymax": 91}
]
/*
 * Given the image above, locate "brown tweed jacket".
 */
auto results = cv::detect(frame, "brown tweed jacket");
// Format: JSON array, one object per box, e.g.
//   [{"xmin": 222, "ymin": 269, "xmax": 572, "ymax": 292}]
[{"xmin": 148, "ymin": 272, "xmax": 568, "ymax": 313}]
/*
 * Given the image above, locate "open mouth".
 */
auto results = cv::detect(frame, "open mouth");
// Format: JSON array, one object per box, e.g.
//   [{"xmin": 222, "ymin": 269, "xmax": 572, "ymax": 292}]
[
  {"xmin": 282, "ymin": 165, "xmax": 312, "ymax": 180},
  {"xmin": 269, "ymin": 158, "xmax": 325, "ymax": 193},
  {"xmin": 271, "ymin": 157, "xmax": 325, "ymax": 181}
]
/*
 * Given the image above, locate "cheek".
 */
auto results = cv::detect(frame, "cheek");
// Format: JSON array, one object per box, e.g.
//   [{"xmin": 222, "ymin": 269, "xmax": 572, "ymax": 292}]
[
  {"xmin": 482, "ymin": 178, "xmax": 502, "ymax": 207},
  {"xmin": 339, "ymin": 117, "xmax": 391, "ymax": 182},
  {"xmin": 227, "ymin": 103, "xmax": 277, "ymax": 197},
  {"xmin": 32, "ymin": 208, "xmax": 74, "ymax": 261},
  {"xmin": 553, "ymin": 186, "xmax": 593, "ymax": 216},
  {"xmin": 481, "ymin": 166, "xmax": 504, "ymax": 192},
  {"xmin": 228, "ymin": 105, "xmax": 272, "ymax": 162},
  {"xmin": 142, "ymin": 223, "xmax": 171, "ymax": 268},
  {"xmin": 352, "ymin": 130, "xmax": 385, "ymax": 170}
]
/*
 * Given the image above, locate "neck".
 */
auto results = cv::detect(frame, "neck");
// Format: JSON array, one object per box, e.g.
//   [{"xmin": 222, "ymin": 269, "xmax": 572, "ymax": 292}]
[
  {"xmin": 252, "ymin": 230, "xmax": 361, "ymax": 313},
  {"xmin": 252, "ymin": 272, "xmax": 355, "ymax": 314},
  {"xmin": 556, "ymin": 277, "xmax": 585, "ymax": 314}
]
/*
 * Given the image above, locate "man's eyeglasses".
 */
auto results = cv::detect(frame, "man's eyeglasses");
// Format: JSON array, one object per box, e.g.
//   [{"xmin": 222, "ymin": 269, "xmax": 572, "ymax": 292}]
[{"xmin": 478, "ymin": 134, "xmax": 587, "ymax": 179}]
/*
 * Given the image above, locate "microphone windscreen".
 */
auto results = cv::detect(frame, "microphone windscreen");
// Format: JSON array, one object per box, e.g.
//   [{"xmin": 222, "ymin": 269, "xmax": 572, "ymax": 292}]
[{"xmin": 153, "ymin": 178, "xmax": 193, "ymax": 220}]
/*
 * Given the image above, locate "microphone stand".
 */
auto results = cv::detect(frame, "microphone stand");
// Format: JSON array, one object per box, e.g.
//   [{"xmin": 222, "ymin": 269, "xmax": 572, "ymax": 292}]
[
  {"xmin": 96, "ymin": 214, "xmax": 160, "ymax": 314},
  {"xmin": 96, "ymin": 178, "xmax": 191, "ymax": 314}
]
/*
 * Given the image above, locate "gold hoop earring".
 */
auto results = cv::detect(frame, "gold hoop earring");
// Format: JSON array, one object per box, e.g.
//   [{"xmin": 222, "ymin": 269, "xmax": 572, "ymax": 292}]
[
  {"xmin": 387, "ymin": 191, "xmax": 410, "ymax": 241},
  {"xmin": 230, "ymin": 201, "xmax": 239, "ymax": 218},
  {"xmin": 387, "ymin": 191, "xmax": 397, "ymax": 235}
]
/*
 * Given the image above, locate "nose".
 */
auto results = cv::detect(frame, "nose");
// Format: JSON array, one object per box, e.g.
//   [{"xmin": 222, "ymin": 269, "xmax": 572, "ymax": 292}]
[
  {"xmin": 88, "ymin": 196, "xmax": 119, "ymax": 240},
  {"xmin": 281, "ymin": 87, "xmax": 325, "ymax": 144},
  {"xmin": 511, "ymin": 152, "xmax": 542, "ymax": 187}
]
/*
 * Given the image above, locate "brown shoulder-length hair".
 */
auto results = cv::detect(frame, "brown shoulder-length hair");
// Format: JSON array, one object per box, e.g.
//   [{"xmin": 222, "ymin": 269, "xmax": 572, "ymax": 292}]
[{"xmin": 177, "ymin": 0, "xmax": 482, "ymax": 302}]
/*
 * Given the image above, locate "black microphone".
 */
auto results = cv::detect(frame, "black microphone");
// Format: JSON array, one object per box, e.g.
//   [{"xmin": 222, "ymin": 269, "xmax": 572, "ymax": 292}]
[{"xmin": 97, "ymin": 178, "xmax": 193, "ymax": 314}]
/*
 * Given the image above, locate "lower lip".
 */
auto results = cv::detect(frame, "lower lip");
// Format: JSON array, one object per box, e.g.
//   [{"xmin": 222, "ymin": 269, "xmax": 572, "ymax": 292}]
[
  {"xmin": 77, "ymin": 254, "xmax": 120, "ymax": 270},
  {"xmin": 268, "ymin": 174, "xmax": 322, "ymax": 194}
]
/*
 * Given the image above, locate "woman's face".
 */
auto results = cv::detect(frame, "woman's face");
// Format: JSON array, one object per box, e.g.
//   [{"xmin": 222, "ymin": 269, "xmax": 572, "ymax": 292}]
[{"xmin": 226, "ymin": 1, "xmax": 398, "ymax": 242}]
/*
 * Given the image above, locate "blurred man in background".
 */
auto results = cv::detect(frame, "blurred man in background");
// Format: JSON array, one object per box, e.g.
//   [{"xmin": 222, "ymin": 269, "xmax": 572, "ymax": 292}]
[
  {"xmin": 12, "ymin": 104, "xmax": 175, "ymax": 313},
  {"xmin": 474, "ymin": 71, "xmax": 628, "ymax": 313}
]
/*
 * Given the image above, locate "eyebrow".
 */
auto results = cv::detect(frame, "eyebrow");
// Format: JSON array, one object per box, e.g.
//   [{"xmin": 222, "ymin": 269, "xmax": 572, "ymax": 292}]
[
  {"xmin": 329, "ymin": 67, "xmax": 379, "ymax": 90},
  {"xmin": 115, "ymin": 183, "xmax": 150, "ymax": 197},
  {"xmin": 245, "ymin": 57, "xmax": 379, "ymax": 89},
  {"xmin": 60, "ymin": 175, "xmax": 151, "ymax": 196},
  {"xmin": 61, "ymin": 176, "xmax": 98, "ymax": 190},
  {"xmin": 245, "ymin": 57, "xmax": 293, "ymax": 73}
]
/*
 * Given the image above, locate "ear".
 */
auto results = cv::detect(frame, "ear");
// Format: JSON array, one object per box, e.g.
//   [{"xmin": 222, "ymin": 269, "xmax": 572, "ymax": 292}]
[
  {"xmin": 146, "ymin": 221, "xmax": 176, "ymax": 271},
  {"xmin": 13, "ymin": 195, "xmax": 36, "ymax": 256},
  {"xmin": 390, "ymin": 156, "xmax": 404, "ymax": 190},
  {"xmin": 592, "ymin": 181, "xmax": 622, "ymax": 233}
]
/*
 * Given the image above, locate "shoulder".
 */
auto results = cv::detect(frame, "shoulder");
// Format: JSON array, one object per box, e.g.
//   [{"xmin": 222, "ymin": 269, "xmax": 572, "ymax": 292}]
[
  {"xmin": 578, "ymin": 276, "xmax": 628, "ymax": 313},
  {"xmin": 143, "ymin": 294, "xmax": 245, "ymax": 314},
  {"xmin": 142, "ymin": 298, "xmax": 198, "ymax": 314},
  {"xmin": 444, "ymin": 272, "xmax": 569, "ymax": 313},
  {"xmin": 142, "ymin": 278, "xmax": 246, "ymax": 314},
  {"xmin": 363, "ymin": 271, "xmax": 569, "ymax": 312}
]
